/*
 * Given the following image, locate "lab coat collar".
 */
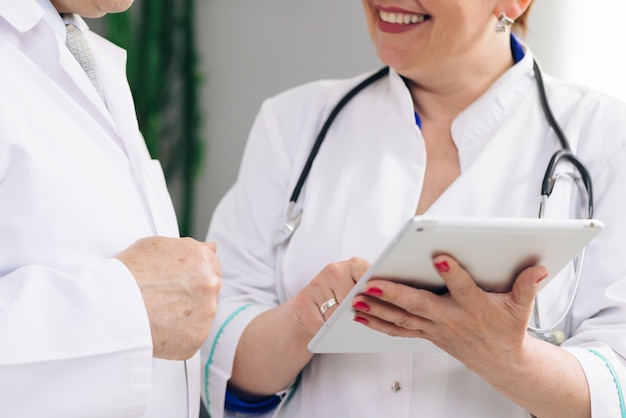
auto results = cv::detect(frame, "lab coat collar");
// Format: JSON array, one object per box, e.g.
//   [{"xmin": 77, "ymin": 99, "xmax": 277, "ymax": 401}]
[
  {"xmin": 0, "ymin": 0, "xmax": 45, "ymax": 33},
  {"xmin": 1, "ymin": 0, "xmax": 117, "ymax": 133},
  {"xmin": 387, "ymin": 67, "xmax": 420, "ymax": 127},
  {"xmin": 383, "ymin": 50, "xmax": 536, "ymax": 149},
  {"xmin": 451, "ymin": 42, "xmax": 536, "ymax": 162},
  {"xmin": 0, "ymin": 0, "xmax": 69, "ymax": 42}
]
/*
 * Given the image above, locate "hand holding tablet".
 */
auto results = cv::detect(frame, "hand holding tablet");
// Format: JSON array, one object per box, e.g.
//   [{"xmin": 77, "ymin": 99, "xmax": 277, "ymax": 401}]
[{"xmin": 307, "ymin": 216, "xmax": 603, "ymax": 353}]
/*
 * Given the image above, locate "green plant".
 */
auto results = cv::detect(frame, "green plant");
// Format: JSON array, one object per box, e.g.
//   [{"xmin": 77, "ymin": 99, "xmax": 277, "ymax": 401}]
[{"xmin": 104, "ymin": 0, "xmax": 203, "ymax": 237}]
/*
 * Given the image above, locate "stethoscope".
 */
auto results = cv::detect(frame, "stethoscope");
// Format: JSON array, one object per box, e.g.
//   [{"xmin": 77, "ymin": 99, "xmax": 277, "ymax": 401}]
[{"xmin": 274, "ymin": 60, "xmax": 593, "ymax": 346}]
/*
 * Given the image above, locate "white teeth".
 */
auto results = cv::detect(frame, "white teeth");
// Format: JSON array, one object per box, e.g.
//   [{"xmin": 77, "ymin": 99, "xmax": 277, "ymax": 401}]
[{"xmin": 380, "ymin": 10, "xmax": 426, "ymax": 25}]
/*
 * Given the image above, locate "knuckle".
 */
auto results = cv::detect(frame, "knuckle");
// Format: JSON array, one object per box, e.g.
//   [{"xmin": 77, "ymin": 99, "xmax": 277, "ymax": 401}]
[
  {"xmin": 393, "ymin": 313, "xmax": 414, "ymax": 329},
  {"xmin": 348, "ymin": 256, "xmax": 363, "ymax": 265},
  {"xmin": 180, "ymin": 236, "xmax": 196, "ymax": 244},
  {"xmin": 322, "ymin": 262, "xmax": 344, "ymax": 278},
  {"xmin": 196, "ymin": 274, "xmax": 217, "ymax": 295},
  {"xmin": 386, "ymin": 326, "xmax": 403, "ymax": 338},
  {"xmin": 404, "ymin": 299, "xmax": 426, "ymax": 316}
]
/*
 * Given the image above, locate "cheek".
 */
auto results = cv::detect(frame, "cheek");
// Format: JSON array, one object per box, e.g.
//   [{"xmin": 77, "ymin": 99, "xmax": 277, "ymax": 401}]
[
  {"xmin": 361, "ymin": 2, "xmax": 376, "ymax": 32},
  {"xmin": 360, "ymin": 2, "xmax": 379, "ymax": 47}
]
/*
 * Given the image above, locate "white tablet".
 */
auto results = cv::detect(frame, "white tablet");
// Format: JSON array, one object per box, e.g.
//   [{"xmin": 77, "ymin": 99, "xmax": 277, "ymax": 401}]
[{"xmin": 307, "ymin": 216, "xmax": 603, "ymax": 354}]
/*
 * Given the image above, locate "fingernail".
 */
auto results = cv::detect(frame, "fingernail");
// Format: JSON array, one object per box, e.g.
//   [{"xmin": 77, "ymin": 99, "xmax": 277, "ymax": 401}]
[
  {"xmin": 365, "ymin": 287, "xmax": 383, "ymax": 297},
  {"xmin": 434, "ymin": 261, "xmax": 449, "ymax": 273},
  {"xmin": 354, "ymin": 316, "xmax": 369, "ymax": 325},
  {"xmin": 537, "ymin": 273, "xmax": 548, "ymax": 284},
  {"xmin": 352, "ymin": 301, "xmax": 371, "ymax": 312}
]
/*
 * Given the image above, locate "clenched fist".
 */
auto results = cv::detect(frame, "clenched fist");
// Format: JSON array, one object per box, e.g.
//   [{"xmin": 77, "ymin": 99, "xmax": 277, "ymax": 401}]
[{"xmin": 116, "ymin": 236, "xmax": 222, "ymax": 360}]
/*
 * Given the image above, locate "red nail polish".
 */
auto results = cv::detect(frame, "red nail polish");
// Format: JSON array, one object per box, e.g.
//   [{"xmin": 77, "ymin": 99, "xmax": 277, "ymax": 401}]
[
  {"xmin": 354, "ymin": 316, "xmax": 369, "ymax": 325},
  {"xmin": 352, "ymin": 301, "xmax": 371, "ymax": 312},
  {"xmin": 365, "ymin": 287, "xmax": 383, "ymax": 297},
  {"xmin": 434, "ymin": 261, "xmax": 449, "ymax": 272}
]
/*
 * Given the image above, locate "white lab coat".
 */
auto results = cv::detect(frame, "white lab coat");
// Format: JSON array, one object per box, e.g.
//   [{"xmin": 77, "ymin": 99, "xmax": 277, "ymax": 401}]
[
  {"xmin": 203, "ymin": 41, "xmax": 626, "ymax": 418},
  {"xmin": 0, "ymin": 2, "xmax": 199, "ymax": 417}
]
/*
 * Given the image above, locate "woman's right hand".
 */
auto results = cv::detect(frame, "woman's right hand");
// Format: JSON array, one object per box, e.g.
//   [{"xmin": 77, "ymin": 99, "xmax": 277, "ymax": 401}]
[
  {"xmin": 230, "ymin": 257, "xmax": 370, "ymax": 396},
  {"xmin": 291, "ymin": 257, "xmax": 371, "ymax": 339}
]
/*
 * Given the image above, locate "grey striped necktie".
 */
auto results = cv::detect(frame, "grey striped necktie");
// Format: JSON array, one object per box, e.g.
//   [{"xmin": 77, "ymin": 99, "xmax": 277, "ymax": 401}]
[{"xmin": 65, "ymin": 24, "xmax": 106, "ymax": 103}]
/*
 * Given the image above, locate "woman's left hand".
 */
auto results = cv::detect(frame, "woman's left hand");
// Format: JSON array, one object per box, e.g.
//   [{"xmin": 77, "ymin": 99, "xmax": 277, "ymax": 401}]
[{"xmin": 351, "ymin": 254, "xmax": 548, "ymax": 372}]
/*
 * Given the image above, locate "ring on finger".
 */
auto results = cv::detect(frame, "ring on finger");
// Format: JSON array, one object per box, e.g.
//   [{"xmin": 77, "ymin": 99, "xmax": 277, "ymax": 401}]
[{"xmin": 319, "ymin": 297, "xmax": 339, "ymax": 316}]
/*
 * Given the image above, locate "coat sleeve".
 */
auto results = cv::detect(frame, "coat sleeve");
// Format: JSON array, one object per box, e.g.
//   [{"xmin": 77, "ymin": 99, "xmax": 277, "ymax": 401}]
[
  {"xmin": 200, "ymin": 92, "xmax": 304, "ymax": 418},
  {"xmin": 0, "ymin": 259, "xmax": 154, "ymax": 418},
  {"xmin": 562, "ymin": 109, "xmax": 626, "ymax": 417}
]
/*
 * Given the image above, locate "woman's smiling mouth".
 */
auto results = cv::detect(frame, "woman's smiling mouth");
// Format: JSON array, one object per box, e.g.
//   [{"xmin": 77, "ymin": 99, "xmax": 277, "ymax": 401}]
[{"xmin": 379, "ymin": 10, "xmax": 429, "ymax": 25}]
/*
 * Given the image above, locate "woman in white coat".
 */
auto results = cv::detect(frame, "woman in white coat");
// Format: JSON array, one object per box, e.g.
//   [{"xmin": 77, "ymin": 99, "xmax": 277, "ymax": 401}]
[
  {"xmin": 0, "ymin": 1, "xmax": 221, "ymax": 417},
  {"xmin": 202, "ymin": 0, "xmax": 626, "ymax": 417}
]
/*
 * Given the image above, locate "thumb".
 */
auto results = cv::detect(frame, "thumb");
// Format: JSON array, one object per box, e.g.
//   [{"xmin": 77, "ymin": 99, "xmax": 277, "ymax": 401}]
[{"xmin": 511, "ymin": 265, "xmax": 548, "ymax": 308}]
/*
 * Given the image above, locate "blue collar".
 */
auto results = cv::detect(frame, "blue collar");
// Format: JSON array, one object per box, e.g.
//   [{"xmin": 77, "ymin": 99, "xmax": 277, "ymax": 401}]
[{"xmin": 510, "ymin": 34, "xmax": 525, "ymax": 64}]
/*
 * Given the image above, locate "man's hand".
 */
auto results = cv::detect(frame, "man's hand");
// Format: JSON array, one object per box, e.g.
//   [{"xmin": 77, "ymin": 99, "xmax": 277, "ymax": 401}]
[{"xmin": 116, "ymin": 236, "xmax": 222, "ymax": 360}]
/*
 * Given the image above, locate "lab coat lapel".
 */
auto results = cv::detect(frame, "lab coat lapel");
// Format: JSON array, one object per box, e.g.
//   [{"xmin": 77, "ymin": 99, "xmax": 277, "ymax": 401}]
[
  {"xmin": 44, "ymin": 13, "xmax": 178, "ymax": 237},
  {"xmin": 88, "ymin": 32, "xmax": 180, "ymax": 237},
  {"xmin": 426, "ymin": 55, "xmax": 542, "ymax": 218}
]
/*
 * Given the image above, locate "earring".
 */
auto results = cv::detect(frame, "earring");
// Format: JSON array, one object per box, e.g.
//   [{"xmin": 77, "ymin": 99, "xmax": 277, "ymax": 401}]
[{"xmin": 495, "ymin": 12, "xmax": 514, "ymax": 32}]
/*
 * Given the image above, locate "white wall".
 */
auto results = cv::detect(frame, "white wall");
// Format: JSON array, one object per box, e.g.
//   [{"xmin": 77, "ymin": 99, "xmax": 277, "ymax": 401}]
[
  {"xmin": 526, "ymin": 0, "xmax": 626, "ymax": 101},
  {"xmin": 192, "ymin": 1, "xmax": 380, "ymax": 238},
  {"xmin": 192, "ymin": 0, "xmax": 626, "ymax": 239}
]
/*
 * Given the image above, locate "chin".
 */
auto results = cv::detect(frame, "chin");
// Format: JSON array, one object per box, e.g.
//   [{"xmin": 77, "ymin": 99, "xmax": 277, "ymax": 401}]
[
  {"xmin": 102, "ymin": 0, "xmax": 134, "ymax": 14},
  {"xmin": 376, "ymin": 50, "xmax": 415, "ymax": 74},
  {"xmin": 87, "ymin": 0, "xmax": 134, "ymax": 17}
]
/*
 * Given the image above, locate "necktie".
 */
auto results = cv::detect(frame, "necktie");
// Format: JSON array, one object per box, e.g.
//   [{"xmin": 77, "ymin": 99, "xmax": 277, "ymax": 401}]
[{"xmin": 65, "ymin": 24, "xmax": 106, "ymax": 103}]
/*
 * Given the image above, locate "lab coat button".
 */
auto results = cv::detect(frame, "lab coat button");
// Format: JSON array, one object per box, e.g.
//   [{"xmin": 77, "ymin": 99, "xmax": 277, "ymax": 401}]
[{"xmin": 391, "ymin": 381, "xmax": 402, "ymax": 393}]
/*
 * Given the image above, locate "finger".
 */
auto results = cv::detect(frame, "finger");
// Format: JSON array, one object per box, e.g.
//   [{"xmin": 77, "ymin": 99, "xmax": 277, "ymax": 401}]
[
  {"xmin": 313, "ymin": 258, "xmax": 369, "ymax": 320},
  {"xmin": 352, "ymin": 310, "xmax": 431, "ymax": 339},
  {"xmin": 356, "ymin": 279, "xmax": 441, "ymax": 321},
  {"xmin": 510, "ymin": 265, "xmax": 548, "ymax": 308},
  {"xmin": 349, "ymin": 257, "xmax": 371, "ymax": 283},
  {"xmin": 319, "ymin": 296, "xmax": 340, "ymax": 319},
  {"xmin": 327, "ymin": 257, "xmax": 370, "ymax": 300},
  {"xmin": 203, "ymin": 244, "xmax": 222, "ymax": 276},
  {"xmin": 432, "ymin": 255, "xmax": 481, "ymax": 300}
]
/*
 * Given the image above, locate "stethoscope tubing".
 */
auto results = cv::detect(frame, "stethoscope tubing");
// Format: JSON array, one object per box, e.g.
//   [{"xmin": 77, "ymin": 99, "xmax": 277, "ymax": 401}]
[
  {"xmin": 288, "ymin": 66, "xmax": 390, "ymax": 205},
  {"xmin": 534, "ymin": 59, "xmax": 594, "ymax": 218}
]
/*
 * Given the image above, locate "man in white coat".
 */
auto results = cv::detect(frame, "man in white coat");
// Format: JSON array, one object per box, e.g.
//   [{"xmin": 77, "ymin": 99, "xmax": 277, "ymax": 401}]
[{"xmin": 0, "ymin": 0, "xmax": 221, "ymax": 417}]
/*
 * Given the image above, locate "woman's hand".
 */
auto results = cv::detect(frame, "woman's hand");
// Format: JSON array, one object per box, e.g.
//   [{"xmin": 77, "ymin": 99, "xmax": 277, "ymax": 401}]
[
  {"xmin": 230, "ymin": 257, "xmax": 370, "ymax": 396},
  {"xmin": 351, "ymin": 255, "xmax": 591, "ymax": 418},
  {"xmin": 350, "ymin": 254, "xmax": 547, "ymax": 372},
  {"xmin": 291, "ymin": 257, "xmax": 371, "ymax": 339}
]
